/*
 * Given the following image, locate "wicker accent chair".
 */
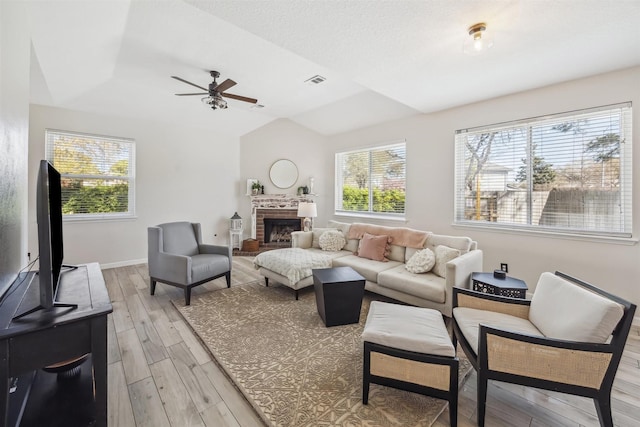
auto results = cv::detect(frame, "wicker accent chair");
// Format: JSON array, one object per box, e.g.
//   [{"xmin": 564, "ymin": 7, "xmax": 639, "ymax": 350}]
[
  {"xmin": 452, "ymin": 271, "xmax": 636, "ymax": 427},
  {"xmin": 148, "ymin": 222, "xmax": 231, "ymax": 305}
]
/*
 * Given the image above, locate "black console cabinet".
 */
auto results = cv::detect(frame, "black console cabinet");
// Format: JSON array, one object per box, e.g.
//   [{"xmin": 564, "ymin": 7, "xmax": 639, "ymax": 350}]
[{"xmin": 0, "ymin": 263, "xmax": 112, "ymax": 427}]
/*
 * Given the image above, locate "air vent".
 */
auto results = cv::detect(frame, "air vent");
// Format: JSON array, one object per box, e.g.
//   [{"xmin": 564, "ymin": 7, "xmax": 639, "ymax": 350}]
[{"xmin": 304, "ymin": 75, "xmax": 326, "ymax": 85}]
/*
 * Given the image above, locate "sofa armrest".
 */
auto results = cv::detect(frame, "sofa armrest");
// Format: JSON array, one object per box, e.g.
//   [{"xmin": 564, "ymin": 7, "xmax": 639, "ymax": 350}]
[
  {"xmin": 151, "ymin": 252, "xmax": 192, "ymax": 285},
  {"xmin": 292, "ymin": 231, "xmax": 313, "ymax": 249},
  {"xmin": 439, "ymin": 249, "xmax": 483, "ymax": 317}
]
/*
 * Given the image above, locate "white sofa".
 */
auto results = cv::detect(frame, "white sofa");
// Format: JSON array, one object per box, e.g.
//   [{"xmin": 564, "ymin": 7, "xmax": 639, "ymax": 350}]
[{"xmin": 255, "ymin": 220, "xmax": 483, "ymax": 317}]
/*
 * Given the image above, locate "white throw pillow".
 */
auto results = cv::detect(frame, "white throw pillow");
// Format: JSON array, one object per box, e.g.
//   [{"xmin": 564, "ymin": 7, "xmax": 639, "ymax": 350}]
[
  {"xmin": 405, "ymin": 248, "xmax": 435, "ymax": 274},
  {"xmin": 318, "ymin": 230, "xmax": 346, "ymax": 251},
  {"xmin": 432, "ymin": 245, "xmax": 461, "ymax": 278}
]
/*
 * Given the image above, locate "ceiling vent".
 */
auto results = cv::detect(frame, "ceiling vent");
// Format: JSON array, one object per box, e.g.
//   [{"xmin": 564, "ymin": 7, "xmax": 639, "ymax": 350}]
[{"xmin": 304, "ymin": 75, "xmax": 326, "ymax": 85}]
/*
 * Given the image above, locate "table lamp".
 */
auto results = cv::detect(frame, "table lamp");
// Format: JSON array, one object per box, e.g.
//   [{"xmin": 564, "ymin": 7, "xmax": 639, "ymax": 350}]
[{"xmin": 297, "ymin": 202, "xmax": 317, "ymax": 232}]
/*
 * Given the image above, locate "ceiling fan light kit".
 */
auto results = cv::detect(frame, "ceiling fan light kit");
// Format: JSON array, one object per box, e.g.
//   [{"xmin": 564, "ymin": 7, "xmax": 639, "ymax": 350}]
[
  {"xmin": 172, "ymin": 70, "xmax": 258, "ymax": 110},
  {"xmin": 464, "ymin": 22, "xmax": 494, "ymax": 55}
]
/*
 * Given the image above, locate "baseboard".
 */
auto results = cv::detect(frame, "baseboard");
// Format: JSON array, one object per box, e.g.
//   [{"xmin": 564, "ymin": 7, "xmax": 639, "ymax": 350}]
[{"xmin": 100, "ymin": 258, "xmax": 147, "ymax": 269}]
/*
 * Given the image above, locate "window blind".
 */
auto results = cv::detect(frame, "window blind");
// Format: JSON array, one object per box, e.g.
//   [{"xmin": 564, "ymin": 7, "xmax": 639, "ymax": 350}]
[
  {"xmin": 335, "ymin": 141, "xmax": 406, "ymax": 217},
  {"xmin": 454, "ymin": 103, "xmax": 632, "ymax": 238},
  {"xmin": 45, "ymin": 129, "xmax": 136, "ymax": 219}
]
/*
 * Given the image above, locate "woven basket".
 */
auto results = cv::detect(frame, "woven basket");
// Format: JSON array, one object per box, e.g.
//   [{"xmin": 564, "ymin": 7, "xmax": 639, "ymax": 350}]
[{"xmin": 242, "ymin": 239, "xmax": 259, "ymax": 252}]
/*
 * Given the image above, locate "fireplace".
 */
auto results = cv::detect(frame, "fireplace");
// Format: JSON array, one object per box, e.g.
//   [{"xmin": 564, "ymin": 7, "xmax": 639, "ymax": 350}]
[{"xmin": 264, "ymin": 218, "xmax": 301, "ymax": 243}]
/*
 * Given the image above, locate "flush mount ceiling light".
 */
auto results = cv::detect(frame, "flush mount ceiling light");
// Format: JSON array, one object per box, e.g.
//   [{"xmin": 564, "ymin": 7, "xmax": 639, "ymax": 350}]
[{"xmin": 463, "ymin": 22, "xmax": 494, "ymax": 55}]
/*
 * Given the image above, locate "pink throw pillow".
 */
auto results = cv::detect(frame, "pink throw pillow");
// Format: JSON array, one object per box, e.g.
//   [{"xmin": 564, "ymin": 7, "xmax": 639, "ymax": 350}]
[{"xmin": 356, "ymin": 233, "xmax": 389, "ymax": 262}]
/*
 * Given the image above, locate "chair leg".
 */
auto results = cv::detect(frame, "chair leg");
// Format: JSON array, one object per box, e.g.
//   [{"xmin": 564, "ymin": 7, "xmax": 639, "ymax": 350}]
[
  {"xmin": 362, "ymin": 344, "xmax": 370, "ymax": 405},
  {"xmin": 150, "ymin": 279, "xmax": 157, "ymax": 295},
  {"xmin": 295, "ymin": 289, "xmax": 299, "ymax": 300},
  {"xmin": 477, "ymin": 370, "xmax": 488, "ymax": 427},
  {"xmin": 225, "ymin": 271, "xmax": 231, "ymax": 288},
  {"xmin": 450, "ymin": 363, "xmax": 459, "ymax": 427},
  {"xmin": 265, "ymin": 277, "xmax": 269, "ymax": 287},
  {"xmin": 184, "ymin": 288, "xmax": 191, "ymax": 306},
  {"xmin": 594, "ymin": 393, "xmax": 614, "ymax": 427}
]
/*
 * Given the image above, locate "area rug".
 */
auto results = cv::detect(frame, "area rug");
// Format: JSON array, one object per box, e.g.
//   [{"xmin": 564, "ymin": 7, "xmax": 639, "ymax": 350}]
[{"xmin": 175, "ymin": 282, "xmax": 472, "ymax": 427}]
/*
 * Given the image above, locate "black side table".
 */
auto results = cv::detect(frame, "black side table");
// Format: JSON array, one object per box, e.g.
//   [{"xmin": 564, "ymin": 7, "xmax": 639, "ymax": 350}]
[
  {"xmin": 472, "ymin": 272, "xmax": 528, "ymax": 298},
  {"xmin": 312, "ymin": 267, "xmax": 365, "ymax": 327}
]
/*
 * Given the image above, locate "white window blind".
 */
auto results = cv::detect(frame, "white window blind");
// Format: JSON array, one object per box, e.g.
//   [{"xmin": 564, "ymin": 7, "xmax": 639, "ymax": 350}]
[
  {"xmin": 454, "ymin": 103, "xmax": 632, "ymax": 238},
  {"xmin": 335, "ymin": 141, "xmax": 406, "ymax": 217},
  {"xmin": 45, "ymin": 129, "xmax": 136, "ymax": 220}
]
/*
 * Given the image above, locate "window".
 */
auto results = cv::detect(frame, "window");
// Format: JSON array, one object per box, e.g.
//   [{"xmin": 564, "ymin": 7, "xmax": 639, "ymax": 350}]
[
  {"xmin": 45, "ymin": 129, "xmax": 136, "ymax": 220},
  {"xmin": 454, "ymin": 103, "xmax": 632, "ymax": 238},
  {"xmin": 335, "ymin": 141, "xmax": 406, "ymax": 218}
]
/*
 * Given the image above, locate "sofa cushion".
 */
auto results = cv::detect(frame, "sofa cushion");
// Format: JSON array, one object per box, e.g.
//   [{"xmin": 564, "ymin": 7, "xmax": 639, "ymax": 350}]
[
  {"xmin": 432, "ymin": 245, "xmax": 460, "ymax": 278},
  {"xmin": 332, "ymin": 255, "xmax": 400, "ymax": 282},
  {"xmin": 378, "ymin": 265, "xmax": 446, "ymax": 303},
  {"xmin": 305, "ymin": 247, "xmax": 352, "ymax": 260},
  {"xmin": 529, "ymin": 272, "xmax": 624, "ymax": 343},
  {"xmin": 319, "ymin": 229, "xmax": 346, "ymax": 251},
  {"xmin": 426, "ymin": 234, "xmax": 472, "ymax": 255},
  {"xmin": 405, "ymin": 248, "xmax": 435, "ymax": 274},
  {"xmin": 356, "ymin": 233, "xmax": 390, "ymax": 261},
  {"xmin": 327, "ymin": 220, "xmax": 359, "ymax": 252},
  {"xmin": 387, "ymin": 244, "xmax": 406, "ymax": 263},
  {"xmin": 453, "ymin": 306, "xmax": 543, "ymax": 354}
]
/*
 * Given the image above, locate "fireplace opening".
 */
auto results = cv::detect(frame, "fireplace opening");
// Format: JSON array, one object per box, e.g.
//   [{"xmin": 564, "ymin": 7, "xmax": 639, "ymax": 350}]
[{"xmin": 264, "ymin": 218, "xmax": 301, "ymax": 243}]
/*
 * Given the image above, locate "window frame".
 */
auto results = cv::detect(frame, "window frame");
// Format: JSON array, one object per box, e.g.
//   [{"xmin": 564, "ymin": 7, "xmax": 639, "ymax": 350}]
[
  {"xmin": 45, "ymin": 129, "xmax": 136, "ymax": 221},
  {"xmin": 334, "ymin": 140, "xmax": 407, "ymax": 220},
  {"xmin": 454, "ymin": 103, "xmax": 632, "ymax": 241}
]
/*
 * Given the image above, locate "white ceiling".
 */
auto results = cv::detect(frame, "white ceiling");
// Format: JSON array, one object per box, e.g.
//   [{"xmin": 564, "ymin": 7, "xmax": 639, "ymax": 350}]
[{"xmin": 27, "ymin": 0, "xmax": 640, "ymax": 138}]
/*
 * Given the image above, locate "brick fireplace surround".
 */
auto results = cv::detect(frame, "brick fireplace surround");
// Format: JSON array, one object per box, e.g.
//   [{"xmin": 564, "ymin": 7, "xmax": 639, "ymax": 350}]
[{"xmin": 250, "ymin": 194, "xmax": 314, "ymax": 246}]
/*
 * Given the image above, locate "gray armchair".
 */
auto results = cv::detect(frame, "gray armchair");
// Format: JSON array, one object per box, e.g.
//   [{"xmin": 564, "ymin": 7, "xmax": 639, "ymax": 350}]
[{"xmin": 148, "ymin": 221, "xmax": 231, "ymax": 305}]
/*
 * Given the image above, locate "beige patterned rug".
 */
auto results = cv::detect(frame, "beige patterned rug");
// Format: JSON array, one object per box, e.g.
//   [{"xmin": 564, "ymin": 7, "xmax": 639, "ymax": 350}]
[{"xmin": 175, "ymin": 282, "xmax": 472, "ymax": 427}]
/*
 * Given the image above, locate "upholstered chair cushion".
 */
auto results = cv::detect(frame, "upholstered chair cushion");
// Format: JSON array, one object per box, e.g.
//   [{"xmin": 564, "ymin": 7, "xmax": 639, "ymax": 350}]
[
  {"xmin": 529, "ymin": 272, "xmax": 624, "ymax": 343},
  {"xmin": 362, "ymin": 301, "xmax": 455, "ymax": 357},
  {"xmin": 160, "ymin": 222, "xmax": 199, "ymax": 256}
]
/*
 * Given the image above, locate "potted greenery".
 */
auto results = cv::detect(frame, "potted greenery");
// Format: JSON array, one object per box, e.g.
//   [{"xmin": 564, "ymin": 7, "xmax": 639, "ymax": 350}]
[{"xmin": 251, "ymin": 181, "xmax": 262, "ymax": 196}]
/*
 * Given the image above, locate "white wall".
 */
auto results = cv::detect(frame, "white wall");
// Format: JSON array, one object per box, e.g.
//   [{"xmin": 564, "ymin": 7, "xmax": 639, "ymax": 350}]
[
  {"xmin": 239, "ymin": 118, "xmax": 328, "ymax": 239},
  {"xmin": 28, "ymin": 105, "xmax": 240, "ymax": 267},
  {"xmin": 241, "ymin": 67, "xmax": 640, "ymax": 308}
]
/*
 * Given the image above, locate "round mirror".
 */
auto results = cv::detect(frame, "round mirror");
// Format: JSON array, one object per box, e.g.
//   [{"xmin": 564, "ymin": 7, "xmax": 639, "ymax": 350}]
[{"xmin": 269, "ymin": 159, "xmax": 298, "ymax": 189}]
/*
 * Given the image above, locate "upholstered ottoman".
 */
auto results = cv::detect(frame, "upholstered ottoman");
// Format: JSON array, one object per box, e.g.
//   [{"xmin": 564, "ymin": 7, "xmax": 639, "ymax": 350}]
[{"xmin": 362, "ymin": 301, "xmax": 459, "ymax": 426}]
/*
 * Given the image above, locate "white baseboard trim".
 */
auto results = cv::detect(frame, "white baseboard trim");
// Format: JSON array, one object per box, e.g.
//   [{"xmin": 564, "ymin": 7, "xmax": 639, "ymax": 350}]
[{"xmin": 100, "ymin": 258, "xmax": 147, "ymax": 269}]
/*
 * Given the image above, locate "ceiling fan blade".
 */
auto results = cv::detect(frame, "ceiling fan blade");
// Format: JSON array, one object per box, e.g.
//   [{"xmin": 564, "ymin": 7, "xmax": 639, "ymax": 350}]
[
  {"xmin": 171, "ymin": 76, "xmax": 208, "ymax": 91},
  {"xmin": 221, "ymin": 93, "xmax": 258, "ymax": 104},
  {"xmin": 175, "ymin": 92, "xmax": 208, "ymax": 96},
  {"xmin": 215, "ymin": 79, "xmax": 237, "ymax": 93}
]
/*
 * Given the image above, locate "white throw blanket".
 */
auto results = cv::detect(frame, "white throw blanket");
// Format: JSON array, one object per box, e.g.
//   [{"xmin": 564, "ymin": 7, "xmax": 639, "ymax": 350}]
[{"xmin": 254, "ymin": 248, "xmax": 332, "ymax": 285}]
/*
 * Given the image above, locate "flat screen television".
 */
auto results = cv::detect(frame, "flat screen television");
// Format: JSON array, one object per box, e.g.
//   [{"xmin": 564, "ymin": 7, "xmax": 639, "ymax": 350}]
[{"xmin": 14, "ymin": 160, "xmax": 76, "ymax": 319}]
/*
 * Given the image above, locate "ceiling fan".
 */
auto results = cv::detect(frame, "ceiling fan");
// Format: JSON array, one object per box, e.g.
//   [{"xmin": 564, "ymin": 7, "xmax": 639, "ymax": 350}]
[{"xmin": 171, "ymin": 70, "xmax": 258, "ymax": 110}]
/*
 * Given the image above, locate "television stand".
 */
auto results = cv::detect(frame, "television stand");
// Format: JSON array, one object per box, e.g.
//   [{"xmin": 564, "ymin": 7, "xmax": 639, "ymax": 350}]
[
  {"xmin": 12, "ymin": 265, "xmax": 81, "ymax": 320},
  {"xmin": 0, "ymin": 263, "xmax": 112, "ymax": 427},
  {"xmin": 11, "ymin": 301, "xmax": 78, "ymax": 321}
]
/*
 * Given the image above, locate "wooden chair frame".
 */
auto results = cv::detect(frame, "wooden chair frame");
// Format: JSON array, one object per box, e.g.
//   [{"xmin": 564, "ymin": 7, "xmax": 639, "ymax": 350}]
[
  {"xmin": 363, "ymin": 341, "xmax": 459, "ymax": 426},
  {"xmin": 452, "ymin": 271, "xmax": 636, "ymax": 427}
]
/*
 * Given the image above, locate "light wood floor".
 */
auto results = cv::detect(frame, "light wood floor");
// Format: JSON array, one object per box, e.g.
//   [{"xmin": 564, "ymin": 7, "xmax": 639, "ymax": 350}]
[{"xmin": 104, "ymin": 257, "xmax": 640, "ymax": 427}]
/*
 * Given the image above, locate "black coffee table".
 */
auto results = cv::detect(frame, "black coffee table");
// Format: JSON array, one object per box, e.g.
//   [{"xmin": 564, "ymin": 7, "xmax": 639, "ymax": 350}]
[{"xmin": 312, "ymin": 266, "xmax": 365, "ymax": 327}]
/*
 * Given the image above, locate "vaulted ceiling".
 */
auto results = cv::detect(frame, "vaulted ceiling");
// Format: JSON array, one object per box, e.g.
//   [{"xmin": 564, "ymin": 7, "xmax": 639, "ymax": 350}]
[{"xmin": 27, "ymin": 0, "xmax": 640, "ymax": 137}]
